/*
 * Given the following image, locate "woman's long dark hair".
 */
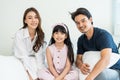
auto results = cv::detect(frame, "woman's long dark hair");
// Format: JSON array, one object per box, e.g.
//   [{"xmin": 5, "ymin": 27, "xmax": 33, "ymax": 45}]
[
  {"xmin": 22, "ymin": 7, "xmax": 44, "ymax": 52},
  {"xmin": 49, "ymin": 23, "xmax": 74, "ymax": 65}
]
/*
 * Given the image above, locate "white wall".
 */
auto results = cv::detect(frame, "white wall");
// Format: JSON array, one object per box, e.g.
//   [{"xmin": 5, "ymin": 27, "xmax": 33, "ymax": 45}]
[{"xmin": 0, "ymin": 0, "xmax": 112, "ymax": 55}]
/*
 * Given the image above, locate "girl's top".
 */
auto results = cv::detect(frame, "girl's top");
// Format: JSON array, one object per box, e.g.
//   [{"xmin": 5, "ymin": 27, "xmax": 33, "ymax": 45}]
[{"xmin": 48, "ymin": 44, "xmax": 68, "ymax": 74}]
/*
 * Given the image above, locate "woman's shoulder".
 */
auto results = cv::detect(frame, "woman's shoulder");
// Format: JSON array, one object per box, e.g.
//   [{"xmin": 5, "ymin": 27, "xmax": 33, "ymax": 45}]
[
  {"xmin": 15, "ymin": 28, "xmax": 28, "ymax": 38},
  {"xmin": 15, "ymin": 28, "xmax": 24, "ymax": 35}
]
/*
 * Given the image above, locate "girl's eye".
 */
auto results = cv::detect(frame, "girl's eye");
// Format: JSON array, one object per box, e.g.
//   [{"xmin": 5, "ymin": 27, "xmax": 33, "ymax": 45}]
[
  {"xmin": 61, "ymin": 33, "xmax": 65, "ymax": 35},
  {"xmin": 54, "ymin": 32, "xmax": 58, "ymax": 34}
]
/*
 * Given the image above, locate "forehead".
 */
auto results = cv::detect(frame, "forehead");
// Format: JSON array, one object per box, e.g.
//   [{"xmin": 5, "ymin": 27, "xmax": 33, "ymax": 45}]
[
  {"xmin": 26, "ymin": 11, "xmax": 37, "ymax": 17},
  {"xmin": 74, "ymin": 14, "xmax": 88, "ymax": 22}
]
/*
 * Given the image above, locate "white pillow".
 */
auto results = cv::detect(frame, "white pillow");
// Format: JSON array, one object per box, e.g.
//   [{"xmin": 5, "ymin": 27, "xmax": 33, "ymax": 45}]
[
  {"xmin": 0, "ymin": 55, "xmax": 29, "ymax": 80},
  {"xmin": 78, "ymin": 51, "xmax": 120, "ymax": 80},
  {"xmin": 83, "ymin": 51, "xmax": 120, "ymax": 69}
]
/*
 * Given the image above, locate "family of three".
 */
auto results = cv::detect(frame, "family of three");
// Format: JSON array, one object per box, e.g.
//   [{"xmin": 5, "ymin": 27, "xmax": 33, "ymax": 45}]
[{"xmin": 13, "ymin": 7, "xmax": 120, "ymax": 80}]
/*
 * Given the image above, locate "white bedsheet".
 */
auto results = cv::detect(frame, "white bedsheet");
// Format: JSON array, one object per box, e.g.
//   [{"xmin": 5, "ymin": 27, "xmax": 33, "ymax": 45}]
[{"xmin": 0, "ymin": 55, "xmax": 29, "ymax": 80}]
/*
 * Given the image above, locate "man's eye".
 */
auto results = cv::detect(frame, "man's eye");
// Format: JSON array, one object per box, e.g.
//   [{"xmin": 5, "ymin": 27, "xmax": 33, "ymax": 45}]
[{"xmin": 81, "ymin": 20, "xmax": 85, "ymax": 23}]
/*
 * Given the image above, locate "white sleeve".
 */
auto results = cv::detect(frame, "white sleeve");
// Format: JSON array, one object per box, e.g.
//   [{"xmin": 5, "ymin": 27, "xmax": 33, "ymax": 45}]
[
  {"xmin": 13, "ymin": 32, "xmax": 37, "ymax": 79},
  {"xmin": 35, "ymin": 43, "xmax": 46, "ymax": 70}
]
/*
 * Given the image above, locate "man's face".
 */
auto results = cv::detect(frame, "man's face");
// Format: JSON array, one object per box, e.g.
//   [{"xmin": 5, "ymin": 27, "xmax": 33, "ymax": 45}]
[{"xmin": 74, "ymin": 14, "xmax": 92, "ymax": 33}]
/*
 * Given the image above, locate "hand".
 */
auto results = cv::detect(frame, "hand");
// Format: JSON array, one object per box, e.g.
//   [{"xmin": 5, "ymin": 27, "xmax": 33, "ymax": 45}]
[
  {"xmin": 34, "ymin": 78, "xmax": 40, "ymax": 80},
  {"xmin": 85, "ymin": 75, "xmax": 94, "ymax": 80},
  {"xmin": 55, "ymin": 76, "xmax": 63, "ymax": 80},
  {"xmin": 80, "ymin": 63, "xmax": 90, "ymax": 75}
]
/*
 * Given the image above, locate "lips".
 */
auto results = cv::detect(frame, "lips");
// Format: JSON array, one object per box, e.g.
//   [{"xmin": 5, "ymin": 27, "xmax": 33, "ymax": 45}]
[
  {"xmin": 31, "ymin": 23, "xmax": 38, "ymax": 26},
  {"xmin": 79, "ymin": 27, "xmax": 84, "ymax": 31}
]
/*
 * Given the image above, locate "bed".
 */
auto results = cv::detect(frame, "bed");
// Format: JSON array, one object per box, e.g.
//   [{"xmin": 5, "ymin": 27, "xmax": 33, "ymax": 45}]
[{"xmin": 0, "ymin": 55, "xmax": 29, "ymax": 80}]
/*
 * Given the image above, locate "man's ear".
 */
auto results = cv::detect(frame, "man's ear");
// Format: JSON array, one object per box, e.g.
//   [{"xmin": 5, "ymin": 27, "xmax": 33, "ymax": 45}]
[
  {"xmin": 90, "ymin": 17, "xmax": 92, "ymax": 21},
  {"xmin": 90, "ymin": 17, "xmax": 93, "ymax": 24}
]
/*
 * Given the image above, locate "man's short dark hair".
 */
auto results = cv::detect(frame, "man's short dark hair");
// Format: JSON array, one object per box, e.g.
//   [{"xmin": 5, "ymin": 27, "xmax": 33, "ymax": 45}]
[{"xmin": 71, "ymin": 8, "xmax": 92, "ymax": 21}]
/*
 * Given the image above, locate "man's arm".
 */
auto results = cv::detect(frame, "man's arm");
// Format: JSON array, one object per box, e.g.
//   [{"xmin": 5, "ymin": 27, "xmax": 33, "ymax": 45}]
[
  {"xmin": 76, "ymin": 54, "xmax": 83, "ymax": 68},
  {"xmin": 76, "ymin": 54, "xmax": 90, "ymax": 75},
  {"xmin": 86, "ymin": 48, "xmax": 111, "ymax": 80}
]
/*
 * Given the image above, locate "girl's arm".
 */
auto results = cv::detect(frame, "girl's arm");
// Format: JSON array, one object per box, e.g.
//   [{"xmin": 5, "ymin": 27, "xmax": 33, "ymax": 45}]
[
  {"xmin": 46, "ymin": 47, "xmax": 59, "ymax": 77},
  {"xmin": 57, "ymin": 57, "xmax": 71, "ymax": 79}
]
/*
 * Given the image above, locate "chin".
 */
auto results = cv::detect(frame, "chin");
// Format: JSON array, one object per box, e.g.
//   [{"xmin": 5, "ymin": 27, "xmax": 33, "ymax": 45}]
[{"xmin": 81, "ymin": 30, "xmax": 86, "ymax": 33}]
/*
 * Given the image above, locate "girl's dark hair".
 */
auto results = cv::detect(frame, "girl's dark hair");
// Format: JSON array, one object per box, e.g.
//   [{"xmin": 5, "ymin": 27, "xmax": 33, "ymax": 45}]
[
  {"xmin": 49, "ymin": 24, "xmax": 74, "ymax": 65},
  {"xmin": 71, "ymin": 7, "xmax": 93, "ymax": 24},
  {"xmin": 22, "ymin": 7, "xmax": 44, "ymax": 52}
]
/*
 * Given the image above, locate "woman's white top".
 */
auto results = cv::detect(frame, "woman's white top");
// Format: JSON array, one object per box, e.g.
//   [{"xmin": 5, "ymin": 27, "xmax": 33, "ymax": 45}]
[{"xmin": 13, "ymin": 28, "xmax": 46, "ymax": 79}]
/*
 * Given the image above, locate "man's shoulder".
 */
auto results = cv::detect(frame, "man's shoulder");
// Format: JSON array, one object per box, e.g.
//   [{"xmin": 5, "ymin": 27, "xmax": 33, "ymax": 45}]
[
  {"xmin": 94, "ymin": 27, "xmax": 109, "ymax": 34},
  {"xmin": 94, "ymin": 27, "xmax": 111, "ymax": 36}
]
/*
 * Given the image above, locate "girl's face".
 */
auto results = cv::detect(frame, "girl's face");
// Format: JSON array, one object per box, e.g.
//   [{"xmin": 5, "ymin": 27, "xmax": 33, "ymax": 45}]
[
  {"xmin": 25, "ymin": 11, "xmax": 39, "ymax": 30},
  {"xmin": 53, "ymin": 31, "xmax": 67, "ymax": 44}
]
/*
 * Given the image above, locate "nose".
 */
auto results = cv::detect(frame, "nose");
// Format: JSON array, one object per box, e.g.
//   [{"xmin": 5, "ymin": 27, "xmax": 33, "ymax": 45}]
[
  {"xmin": 57, "ymin": 33, "xmax": 61, "ymax": 37},
  {"xmin": 32, "ymin": 18, "xmax": 35, "ymax": 21},
  {"xmin": 78, "ymin": 23, "xmax": 83, "ymax": 28}
]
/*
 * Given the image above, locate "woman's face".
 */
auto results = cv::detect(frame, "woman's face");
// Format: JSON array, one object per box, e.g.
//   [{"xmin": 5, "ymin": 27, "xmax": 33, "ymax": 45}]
[{"xmin": 25, "ymin": 11, "xmax": 39, "ymax": 30}]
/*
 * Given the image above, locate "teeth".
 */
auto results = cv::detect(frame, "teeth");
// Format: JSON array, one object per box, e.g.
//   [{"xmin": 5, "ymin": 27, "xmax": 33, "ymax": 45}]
[
  {"xmin": 80, "ymin": 27, "xmax": 84, "ymax": 30},
  {"xmin": 57, "ymin": 38, "xmax": 62, "ymax": 41},
  {"xmin": 31, "ymin": 23, "xmax": 37, "ymax": 26}
]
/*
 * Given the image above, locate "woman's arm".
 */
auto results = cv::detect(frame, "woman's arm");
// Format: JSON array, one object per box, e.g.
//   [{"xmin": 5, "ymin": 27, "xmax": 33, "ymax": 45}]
[
  {"xmin": 13, "ymin": 32, "xmax": 38, "ymax": 79},
  {"xmin": 36, "ymin": 43, "xmax": 46, "ymax": 70}
]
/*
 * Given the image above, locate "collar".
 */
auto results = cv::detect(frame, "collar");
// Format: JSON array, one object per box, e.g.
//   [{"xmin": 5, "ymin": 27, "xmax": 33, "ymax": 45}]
[
  {"xmin": 23, "ymin": 27, "xmax": 37, "ymax": 39},
  {"xmin": 23, "ymin": 27, "xmax": 30, "ymax": 38}
]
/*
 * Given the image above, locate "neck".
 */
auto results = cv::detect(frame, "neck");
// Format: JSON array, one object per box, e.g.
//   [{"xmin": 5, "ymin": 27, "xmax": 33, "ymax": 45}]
[
  {"xmin": 55, "ymin": 42, "xmax": 64, "ymax": 49},
  {"xmin": 28, "ymin": 28, "xmax": 36, "ymax": 41},
  {"xmin": 85, "ymin": 26, "xmax": 94, "ymax": 40}
]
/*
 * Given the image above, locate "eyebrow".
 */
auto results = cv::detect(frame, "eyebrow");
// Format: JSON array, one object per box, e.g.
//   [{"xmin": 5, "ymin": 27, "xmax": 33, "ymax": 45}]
[
  {"xmin": 75, "ymin": 18, "xmax": 86, "ymax": 23},
  {"xmin": 80, "ymin": 18, "xmax": 86, "ymax": 21}
]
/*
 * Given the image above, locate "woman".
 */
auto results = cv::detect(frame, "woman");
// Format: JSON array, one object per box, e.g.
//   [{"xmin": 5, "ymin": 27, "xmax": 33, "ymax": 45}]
[{"xmin": 13, "ymin": 7, "xmax": 46, "ymax": 80}]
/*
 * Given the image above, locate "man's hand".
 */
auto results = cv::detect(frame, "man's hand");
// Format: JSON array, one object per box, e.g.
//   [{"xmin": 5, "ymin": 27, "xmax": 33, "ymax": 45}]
[{"xmin": 80, "ymin": 63, "xmax": 90, "ymax": 75}]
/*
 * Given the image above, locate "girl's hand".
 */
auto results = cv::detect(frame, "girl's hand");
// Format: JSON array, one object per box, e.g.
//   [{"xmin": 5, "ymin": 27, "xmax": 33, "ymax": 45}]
[{"xmin": 55, "ymin": 76, "xmax": 63, "ymax": 80}]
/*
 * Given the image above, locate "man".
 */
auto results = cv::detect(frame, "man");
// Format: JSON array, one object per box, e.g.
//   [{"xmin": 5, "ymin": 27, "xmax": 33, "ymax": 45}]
[{"xmin": 71, "ymin": 7, "xmax": 120, "ymax": 80}]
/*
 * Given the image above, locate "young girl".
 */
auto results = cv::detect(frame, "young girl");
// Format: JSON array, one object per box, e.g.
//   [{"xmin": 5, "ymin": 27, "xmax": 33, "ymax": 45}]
[
  {"xmin": 13, "ymin": 7, "xmax": 46, "ymax": 80},
  {"xmin": 38, "ymin": 23, "xmax": 78, "ymax": 80}
]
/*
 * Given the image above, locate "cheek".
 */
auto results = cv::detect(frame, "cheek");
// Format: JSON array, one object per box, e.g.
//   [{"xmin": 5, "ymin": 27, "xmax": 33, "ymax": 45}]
[
  {"xmin": 36, "ymin": 19, "xmax": 39, "ymax": 23},
  {"xmin": 24, "ymin": 20, "xmax": 27, "ymax": 23}
]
